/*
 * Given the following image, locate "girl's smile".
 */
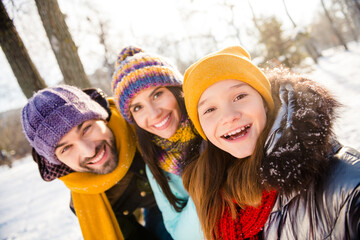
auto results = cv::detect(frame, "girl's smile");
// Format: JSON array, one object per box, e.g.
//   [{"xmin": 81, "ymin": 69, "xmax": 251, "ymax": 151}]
[
  {"xmin": 221, "ymin": 123, "xmax": 252, "ymax": 141},
  {"xmin": 198, "ymin": 79, "xmax": 267, "ymax": 158}
]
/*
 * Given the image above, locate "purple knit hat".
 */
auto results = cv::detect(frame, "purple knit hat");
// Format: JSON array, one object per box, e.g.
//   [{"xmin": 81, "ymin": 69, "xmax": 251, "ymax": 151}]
[
  {"xmin": 21, "ymin": 85, "xmax": 109, "ymax": 165},
  {"xmin": 112, "ymin": 46, "xmax": 182, "ymax": 123}
]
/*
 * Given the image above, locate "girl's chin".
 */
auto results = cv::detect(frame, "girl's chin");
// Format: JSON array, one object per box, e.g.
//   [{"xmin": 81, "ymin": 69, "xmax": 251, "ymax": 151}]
[{"xmin": 227, "ymin": 148, "xmax": 252, "ymax": 159}]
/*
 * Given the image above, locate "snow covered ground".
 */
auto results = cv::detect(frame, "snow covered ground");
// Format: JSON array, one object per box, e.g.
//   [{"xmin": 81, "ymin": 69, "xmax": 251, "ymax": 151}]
[
  {"xmin": 0, "ymin": 156, "xmax": 82, "ymax": 240},
  {"xmin": 306, "ymin": 43, "xmax": 360, "ymax": 150},
  {"xmin": 0, "ymin": 43, "xmax": 359, "ymax": 240}
]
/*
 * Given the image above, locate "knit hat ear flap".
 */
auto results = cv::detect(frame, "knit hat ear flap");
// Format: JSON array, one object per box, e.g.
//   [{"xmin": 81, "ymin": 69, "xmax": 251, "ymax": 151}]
[{"xmin": 115, "ymin": 46, "xmax": 144, "ymax": 69}]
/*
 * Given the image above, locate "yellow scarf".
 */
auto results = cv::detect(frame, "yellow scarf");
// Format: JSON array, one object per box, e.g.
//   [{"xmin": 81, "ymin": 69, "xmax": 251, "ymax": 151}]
[{"xmin": 60, "ymin": 98, "xmax": 136, "ymax": 240}]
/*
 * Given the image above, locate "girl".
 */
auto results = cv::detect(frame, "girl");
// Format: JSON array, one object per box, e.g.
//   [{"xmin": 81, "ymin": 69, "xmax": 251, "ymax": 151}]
[
  {"xmin": 182, "ymin": 46, "xmax": 360, "ymax": 239},
  {"xmin": 112, "ymin": 46, "xmax": 203, "ymax": 240}
]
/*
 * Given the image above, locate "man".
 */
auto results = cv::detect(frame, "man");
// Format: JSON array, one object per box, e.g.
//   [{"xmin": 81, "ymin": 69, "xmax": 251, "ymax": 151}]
[{"xmin": 21, "ymin": 85, "xmax": 172, "ymax": 240}]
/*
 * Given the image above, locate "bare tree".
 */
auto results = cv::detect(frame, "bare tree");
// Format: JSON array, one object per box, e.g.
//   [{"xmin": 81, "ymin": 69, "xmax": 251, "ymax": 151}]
[
  {"xmin": 338, "ymin": 0, "xmax": 358, "ymax": 41},
  {"xmin": 247, "ymin": 0, "xmax": 262, "ymax": 34},
  {"xmin": 354, "ymin": 0, "xmax": 360, "ymax": 12},
  {"xmin": 35, "ymin": 0, "xmax": 91, "ymax": 88},
  {"xmin": 222, "ymin": 1, "xmax": 243, "ymax": 45},
  {"xmin": 0, "ymin": 1, "xmax": 46, "ymax": 98},
  {"xmin": 321, "ymin": 0, "xmax": 348, "ymax": 50},
  {"xmin": 282, "ymin": 0, "xmax": 322, "ymax": 63}
]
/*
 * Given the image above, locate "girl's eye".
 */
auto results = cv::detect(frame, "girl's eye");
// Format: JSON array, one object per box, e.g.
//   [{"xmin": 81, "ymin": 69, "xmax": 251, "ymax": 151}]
[
  {"xmin": 234, "ymin": 94, "xmax": 247, "ymax": 102},
  {"xmin": 153, "ymin": 91, "xmax": 163, "ymax": 99},
  {"xmin": 203, "ymin": 107, "xmax": 215, "ymax": 115}
]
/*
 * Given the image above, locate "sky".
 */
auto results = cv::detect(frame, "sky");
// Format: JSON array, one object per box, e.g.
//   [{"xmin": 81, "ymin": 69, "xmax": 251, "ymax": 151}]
[
  {"xmin": 1, "ymin": 42, "xmax": 360, "ymax": 239},
  {"xmin": 0, "ymin": 0, "xmax": 324, "ymax": 112}
]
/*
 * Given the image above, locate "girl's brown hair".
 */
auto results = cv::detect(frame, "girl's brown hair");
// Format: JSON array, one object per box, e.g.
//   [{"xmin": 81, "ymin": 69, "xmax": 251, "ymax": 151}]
[
  {"xmin": 135, "ymin": 85, "xmax": 202, "ymax": 212},
  {"xmin": 182, "ymin": 98, "xmax": 276, "ymax": 239}
]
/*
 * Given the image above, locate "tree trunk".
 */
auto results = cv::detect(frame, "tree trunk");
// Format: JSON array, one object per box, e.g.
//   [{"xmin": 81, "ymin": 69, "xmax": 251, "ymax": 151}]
[
  {"xmin": 339, "ymin": 0, "xmax": 358, "ymax": 41},
  {"xmin": 0, "ymin": 1, "xmax": 47, "ymax": 99},
  {"xmin": 355, "ymin": 0, "xmax": 360, "ymax": 12},
  {"xmin": 35, "ymin": 0, "xmax": 91, "ymax": 88},
  {"xmin": 321, "ymin": 0, "xmax": 348, "ymax": 50}
]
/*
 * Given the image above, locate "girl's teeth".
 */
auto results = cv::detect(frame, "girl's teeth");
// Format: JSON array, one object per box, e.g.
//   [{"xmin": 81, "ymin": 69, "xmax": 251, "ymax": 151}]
[
  {"xmin": 154, "ymin": 115, "xmax": 170, "ymax": 128},
  {"xmin": 224, "ymin": 125, "xmax": 250, "ymax": 138}
]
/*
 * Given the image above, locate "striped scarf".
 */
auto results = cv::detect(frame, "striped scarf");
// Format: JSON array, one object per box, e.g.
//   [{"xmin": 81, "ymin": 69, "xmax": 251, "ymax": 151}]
[{"xmin": 152, "ymin": 119, "xmax": 197, "ymax": 175}]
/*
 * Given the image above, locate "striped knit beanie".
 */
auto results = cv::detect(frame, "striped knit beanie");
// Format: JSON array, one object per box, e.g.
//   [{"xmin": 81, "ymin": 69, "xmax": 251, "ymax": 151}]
[
  {"xmin": 112, "ymin": 46, "xmax": 182, "ymax": 123},
  {"xmin": 21, "ymin": 85, "xmax": 108, "ymax": 165}
]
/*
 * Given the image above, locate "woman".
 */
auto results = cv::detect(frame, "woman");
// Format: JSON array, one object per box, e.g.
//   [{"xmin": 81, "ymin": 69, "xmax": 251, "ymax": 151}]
[
  {"xmin": 182, "ymin": 45, "xmax": 360, "ymax": 239},
  {"xmin": 112, "ymin": 46, "xmax": 203, "ymax": 240}
]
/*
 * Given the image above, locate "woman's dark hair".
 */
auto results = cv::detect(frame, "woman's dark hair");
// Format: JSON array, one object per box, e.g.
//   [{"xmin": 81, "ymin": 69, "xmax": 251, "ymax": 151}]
[{"xmin": 135, "ymin": 85, "xmax": 202, "ymax": 212}]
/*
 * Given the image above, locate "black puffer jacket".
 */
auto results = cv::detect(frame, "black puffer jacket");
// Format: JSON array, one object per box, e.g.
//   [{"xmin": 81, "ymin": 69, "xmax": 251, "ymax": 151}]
[{"xmin": 260, "ymin": 69, "xmax": 360, "ymax": 239}]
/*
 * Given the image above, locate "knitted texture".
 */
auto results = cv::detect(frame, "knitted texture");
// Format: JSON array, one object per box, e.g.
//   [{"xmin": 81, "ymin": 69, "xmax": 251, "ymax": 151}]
[
  {"xmin": 217, "ymin": 190, "xmax": 277, "ymax": 240},
  {"xmin": 21, "ymin": 85, "xmax": 109, "ymax": 165},
  {"xmin": 112, "ymin": 46, "xmax": 182, "ymax": 123},
  {"xmin": 183, "ymin": 45, "xmax": 274, "ymax": 140},
  {"xmin": 152, "ymin": 119, "xmax": 197, "ymax": 175},
  {"xmin": 60, "ymin": 100, "xmax": 135, "ymax": 240},
  {"xmin": 32, "ymin": 149, "xmax": 73, "ymax": 181}
]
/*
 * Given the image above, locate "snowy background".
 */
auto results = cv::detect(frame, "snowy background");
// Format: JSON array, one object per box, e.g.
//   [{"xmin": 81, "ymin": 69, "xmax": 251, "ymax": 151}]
[
  {"xmin": 1, "ymin": 0, "xmax": 359, "ymax": 239},
  {"xmin": 0, "ymin": 42, "xmax": 359, "ymax": 240}
]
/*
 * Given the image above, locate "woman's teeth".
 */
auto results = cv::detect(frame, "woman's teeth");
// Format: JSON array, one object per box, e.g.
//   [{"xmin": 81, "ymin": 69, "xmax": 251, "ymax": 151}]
[{"xmin": 154, "ymin": 114, "xmax": 170, "ymax": 128}]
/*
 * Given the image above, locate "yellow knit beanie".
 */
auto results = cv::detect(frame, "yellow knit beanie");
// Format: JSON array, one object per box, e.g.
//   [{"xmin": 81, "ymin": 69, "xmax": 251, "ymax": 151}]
[{"xmin": 183, "ymin": 45, "xmax": 274, "ymax": 140}]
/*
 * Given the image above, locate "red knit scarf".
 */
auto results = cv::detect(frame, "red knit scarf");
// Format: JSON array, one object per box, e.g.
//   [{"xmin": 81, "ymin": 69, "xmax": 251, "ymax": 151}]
[{"xmin": 217, "ymin": 190, "xmax": 277, "ymax": 240}]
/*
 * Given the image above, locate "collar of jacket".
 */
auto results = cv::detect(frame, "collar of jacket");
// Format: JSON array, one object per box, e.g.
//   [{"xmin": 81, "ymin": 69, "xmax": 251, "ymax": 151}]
[{"xmin": 260, "ymin": 71, "xmax": 341, "ymax": 196}]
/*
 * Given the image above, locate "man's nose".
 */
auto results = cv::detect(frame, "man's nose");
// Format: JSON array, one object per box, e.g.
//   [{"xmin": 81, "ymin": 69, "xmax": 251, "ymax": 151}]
[{"xmin": 78, "ymin": 140, "xmax": 96, "ymax": 158}]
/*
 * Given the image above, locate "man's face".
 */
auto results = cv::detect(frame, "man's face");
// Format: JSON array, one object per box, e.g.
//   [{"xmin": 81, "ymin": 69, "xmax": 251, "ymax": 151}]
[{"xmin": 55, "ymin": 120, "xmax": 118, "ymax": 174}]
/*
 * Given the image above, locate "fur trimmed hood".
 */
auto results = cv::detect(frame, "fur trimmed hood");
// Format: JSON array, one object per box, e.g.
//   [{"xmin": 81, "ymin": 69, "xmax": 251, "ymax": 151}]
[{"xmin": 260, "ymin": 68, "xmax": 341, "ymax": 195}]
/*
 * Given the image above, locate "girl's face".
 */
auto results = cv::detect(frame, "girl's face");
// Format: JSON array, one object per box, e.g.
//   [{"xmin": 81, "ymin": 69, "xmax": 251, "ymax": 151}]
[
  {"xmin": 197, "ymin": 79, "xmax": 267, "ymax": 158},
  {"xmin": 130, "ymin": 86, "xmax": 181, "ymax": 139}
]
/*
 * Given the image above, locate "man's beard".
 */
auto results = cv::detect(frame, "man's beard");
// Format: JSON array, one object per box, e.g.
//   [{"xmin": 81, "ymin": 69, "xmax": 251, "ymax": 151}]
[{"xmin": 79, "ymin": 137, "xmax": 118, "ymax": 175}]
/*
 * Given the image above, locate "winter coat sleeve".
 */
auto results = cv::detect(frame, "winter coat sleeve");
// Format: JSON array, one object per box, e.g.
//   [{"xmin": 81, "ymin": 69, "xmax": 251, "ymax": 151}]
[
  {"xmin": 347, "ymin": 189, "xmax": 360, "ymax": 239},
  {"xmin": 145, "ymin": 165, "xmax": 203, "ymax": 240},
  {"xmin": 343, "ymin": 147, "xmax": 360, "ymax": 239}
]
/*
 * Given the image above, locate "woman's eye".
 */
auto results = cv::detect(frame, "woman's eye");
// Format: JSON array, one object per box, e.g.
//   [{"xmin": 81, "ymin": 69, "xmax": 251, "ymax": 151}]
[
  {"xmin": 234, "ymin": 94, "xmax": 247, "ymax": 102},
  {"xmin": 132, "ymin": 105, "xmax": 141, "ymax": 113},
  {"xmin": 153, "ymin": 91, "xmax": 163, "ymax": 99}
]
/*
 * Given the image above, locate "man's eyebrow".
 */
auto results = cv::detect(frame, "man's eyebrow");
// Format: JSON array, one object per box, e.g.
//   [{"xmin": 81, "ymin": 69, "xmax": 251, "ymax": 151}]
[
  {"xmin": 129, "ymin": 86, "xmax": 163, "ymax": 109},
  {"xmin": 55, "ymin": 122, "xmax": 84, "ymax": 150},
  {"xmin": 76, "ymin": 122, "xmax": 85, "ymax": 132}
]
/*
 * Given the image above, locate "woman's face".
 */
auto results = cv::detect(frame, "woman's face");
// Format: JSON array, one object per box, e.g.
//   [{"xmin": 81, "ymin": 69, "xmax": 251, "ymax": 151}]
[
  {"xmin": 197, "ymin": 79, "xmax": 267, "ymax": 158},
  {"xmin": 130, "ymin": 86, "xmax": 181, "ymax": 139}
]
